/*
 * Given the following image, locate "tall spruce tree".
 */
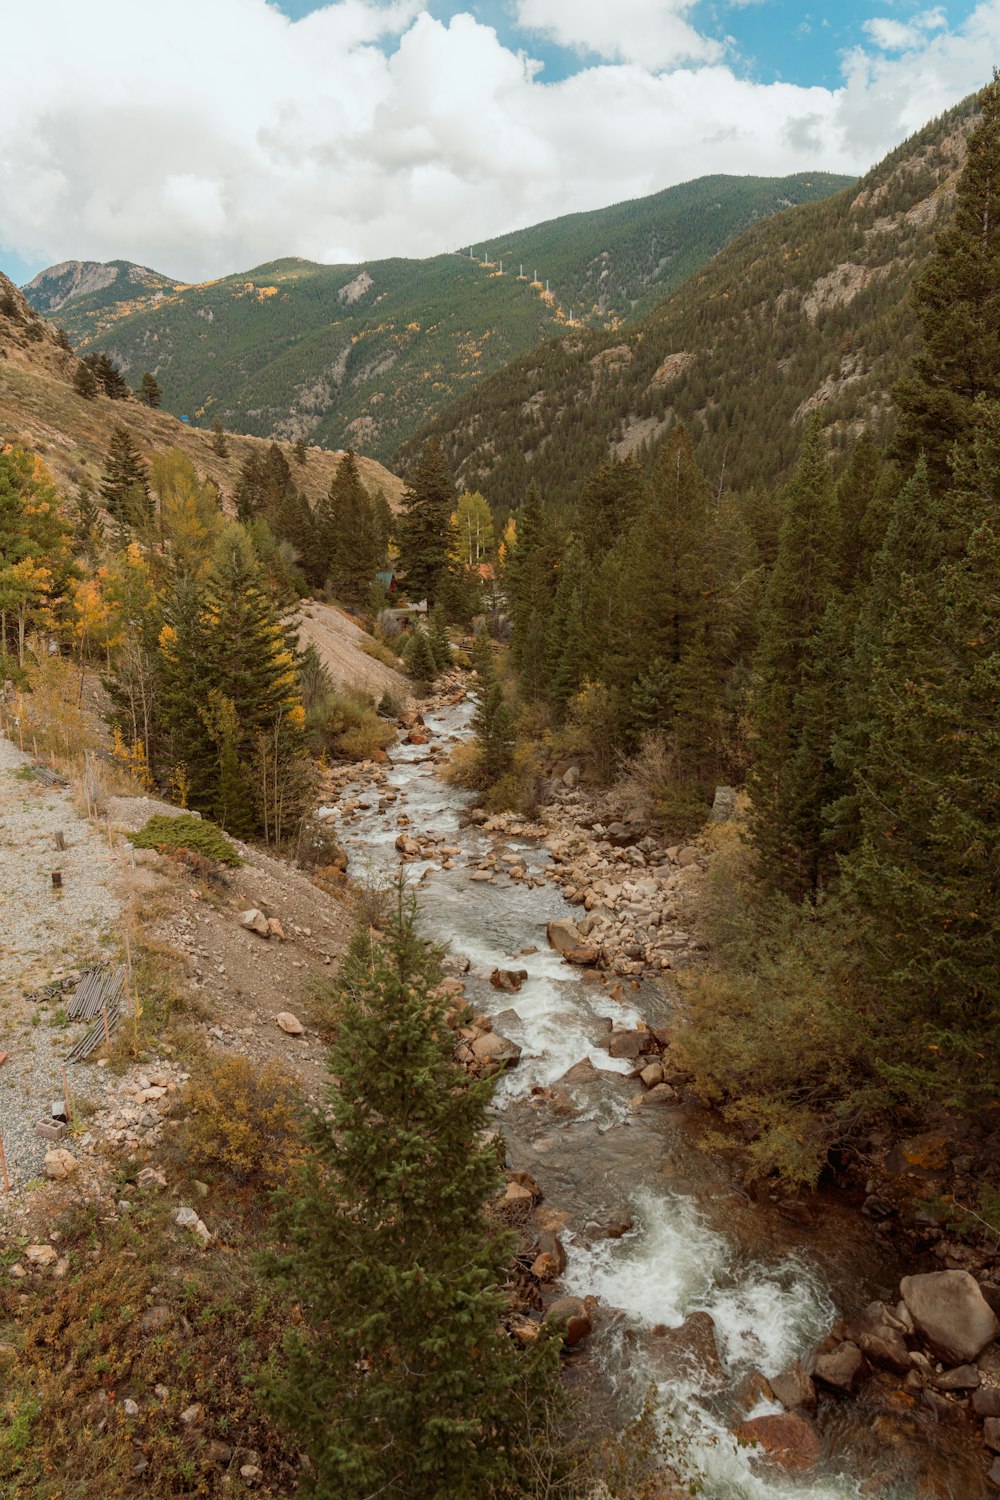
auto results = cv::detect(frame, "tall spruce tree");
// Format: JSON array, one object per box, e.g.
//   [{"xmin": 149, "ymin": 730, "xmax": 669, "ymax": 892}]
[
  {"xmin": 138, "ymin": 372, "xmax": 162, "ymax": 408},
  {"xmin": 749, "ymin": 414, "xmax": 841, "ymax": 897},
  {"xmin": 396, "ymin": 438, "xmax": 455, "ymax": 607},
  {"xmin": 507, "ymin": 483, "xmax": 556, "ymax": 700},
  {"xmin": 895, "ymin": 72, "xmax": 1000, "ymax": 487},
  {"xmin": 471, "ymin": 627, "xmax": 515, "ymax": 784},
  {"xmin": 316, "ymin": 450, "xmax": 379, "ymax": 604},
  {"xmin": 263, "ymin": 890, "xmax": 560, "ymax": 1499},
  {"xmin": 158, "ymin": 527, "xmax": 308, "ymax": 840},
  {"xmin": 100, "ymin": 427, "xmax": 151, "ymax": 524},
  {"xmin": 838, "ymin": 406, "xmax": 1000, "ymax": 1101},
  {"xmin": 544, "ymin": 536, "xmax": 590, "ymax": 722}
]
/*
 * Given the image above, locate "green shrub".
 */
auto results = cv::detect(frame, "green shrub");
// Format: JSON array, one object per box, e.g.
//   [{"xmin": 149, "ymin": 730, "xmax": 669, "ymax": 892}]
[
  {"xmin": 673, "ymin": 834, "xmax": 882, "ymax": 1191},
  {"xmin": 362, "ymin": 637, "xmax": 405, "ymax": 671},
  {"xmin": 132, "ymin": 813, "xmax": 242, "ymax": 866}
]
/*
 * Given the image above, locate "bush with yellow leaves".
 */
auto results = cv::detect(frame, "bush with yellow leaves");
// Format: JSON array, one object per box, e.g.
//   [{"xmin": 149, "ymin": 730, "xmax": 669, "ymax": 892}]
[{"xmin": 184, "ymin": 1056, "xmax": 304, "ymax": 1187}]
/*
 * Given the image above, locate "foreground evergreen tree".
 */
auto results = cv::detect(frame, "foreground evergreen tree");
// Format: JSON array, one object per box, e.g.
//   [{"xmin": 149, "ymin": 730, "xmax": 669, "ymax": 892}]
[
  {"xmin": 427, "ymin": 601, "xmax": 452, "ymax": 671},
  {"xmin": 895, "ymin": 72, "xmax": 1000, "ymax": 487},
  {"xmin": 397, "ymin": 437, "xmax": 455, "ymax": 606},
  {"xmin": 264, "ymin": 889, "xmax": 560, "ymax": 1500},
  {"xmin": 211, "ymin": 419, "xmax": 229, "ymax": 457}
]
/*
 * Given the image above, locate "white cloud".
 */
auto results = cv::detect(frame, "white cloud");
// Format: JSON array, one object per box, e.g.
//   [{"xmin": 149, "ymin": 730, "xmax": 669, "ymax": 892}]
[
  {"xmin": 863, "ymin": 7, "xmax": 947, "ymax": 52},
  {"xmin": 513, "ymin": 0, "xmax": 722, "ymax": 70},
  {"xmin": 0, "ymin": 0, "xmax": 998, "ymax": 284}
]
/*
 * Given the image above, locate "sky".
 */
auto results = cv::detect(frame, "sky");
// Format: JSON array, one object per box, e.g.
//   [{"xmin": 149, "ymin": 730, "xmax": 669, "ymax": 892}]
[{"xmin": 0, "ymin": 0, "xmax": 995, "ymax": 286}]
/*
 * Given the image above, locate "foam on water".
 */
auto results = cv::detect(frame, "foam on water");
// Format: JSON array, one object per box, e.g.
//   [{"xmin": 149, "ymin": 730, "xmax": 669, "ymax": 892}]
[{"xmin": 562, "ymin": 1191, "xmax": 872, "ymax": 1499}]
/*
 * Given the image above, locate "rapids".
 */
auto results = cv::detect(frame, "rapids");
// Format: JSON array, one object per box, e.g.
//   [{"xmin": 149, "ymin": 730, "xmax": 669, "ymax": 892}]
[{"xmin": 321, "ymin": 699, "xmax": 987, "ymax": 1500}]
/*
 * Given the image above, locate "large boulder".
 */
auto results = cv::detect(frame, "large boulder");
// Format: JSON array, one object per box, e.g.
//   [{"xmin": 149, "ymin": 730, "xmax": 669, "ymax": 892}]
[
  {"xmin": 546, "ymin": 918, "xmax": 584, "ymax": 954},
  {"xmin": 470, "ymin": 1032, "xmax": 521, "ymax": 1069},
  {"xmin": 732, "ymin": 1413, "xmax": 821, "ymax": 1473},
  {"xmin": 900, "ymin": 1271, "xmax": 1000, "ymax": 1364}
]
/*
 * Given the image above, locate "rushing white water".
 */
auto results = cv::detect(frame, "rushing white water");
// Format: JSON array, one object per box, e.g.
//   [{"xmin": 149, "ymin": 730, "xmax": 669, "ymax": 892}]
[{"xmin": 321, "ymin": 700, "xmax": 910, "ymax": 1500}]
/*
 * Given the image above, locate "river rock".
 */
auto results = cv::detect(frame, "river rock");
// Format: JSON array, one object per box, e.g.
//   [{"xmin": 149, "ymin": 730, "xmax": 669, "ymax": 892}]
[
  {"xmin": 900, "ymin": 1271, "xmax": 1000, "ymax": 1363},
  {"xmin": 813, "ymin": 1341, "xmax": 866, "ymax": 1394},
  {"xmin": 490, "ymin": 968, "xmax": 528, "ymax": 992},
  {"xmin": 770, "ymin": 1360, "xmax": 817, "ymax": 1411},
  {"xmin": 544, "ymin": 1296, "xmax": 592, "ymax": 1346},
  {"xmin": 845, "ymin": 1301, "xmax": 911, "ymax": 1375},
  {"xmin": 649, "ymin": 1311, "xmax": 724, "ymax": 1390},
  {"xmin": 985, "ymin": 1418, "xmax": 1000, "ymax": 1452},
  {"xmin": 607, "ymin": 1030, "xmax": 646, "ymax": 1060},
  {"xmin": 930, "ymin": 1363, "xmax": 979, "ymax": 1390},
  {"xmin": 559, "ymin": 1058, "xmax": 600, "ymax": 1084},
  {"xmin": 546, "ymin": 918, "xmax": 584, "ymax": 954},
  {"xmin": 733, "ymin": 1413, "xmax": 821, "ymax": 1473},
  {"xmin": 470, "ymin": 1032, "xmax": 521, "ymax": 1069},
  {"xmin": 562, "ymin": 945, "xmax": 600, "ymax": 966}
]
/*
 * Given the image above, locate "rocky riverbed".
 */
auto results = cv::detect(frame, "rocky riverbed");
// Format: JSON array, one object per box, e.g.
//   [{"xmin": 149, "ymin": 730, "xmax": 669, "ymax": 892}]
[{"xmin": 317, "ymin": 691, "xmax": 1000, "ymax": 1498}]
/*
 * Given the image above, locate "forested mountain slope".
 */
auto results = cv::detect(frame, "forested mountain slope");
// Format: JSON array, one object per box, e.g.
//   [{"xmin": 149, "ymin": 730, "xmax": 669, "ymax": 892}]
[
  {"xmin": 0, "ymin": 272, "xmax": 402, "ymax": 512},
  {"xmin": 21, "ymin": 174, "xmax": 851, "ymax": 466},
  {"xmin": 399, "ymin": 97, "xmax": 976, "ymax": 512}
]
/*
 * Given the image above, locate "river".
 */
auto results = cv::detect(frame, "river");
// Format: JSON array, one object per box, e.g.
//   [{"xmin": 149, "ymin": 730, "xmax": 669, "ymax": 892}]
[{"xmin": 321, "ymin": 699, "xmax": 987, "ymax": 1500}]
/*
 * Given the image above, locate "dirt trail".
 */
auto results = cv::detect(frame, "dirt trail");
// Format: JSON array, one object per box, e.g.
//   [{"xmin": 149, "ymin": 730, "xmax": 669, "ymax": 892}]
[{"xmin": 299, "ymin": 600, "xmax": 410, "ymax": 702}]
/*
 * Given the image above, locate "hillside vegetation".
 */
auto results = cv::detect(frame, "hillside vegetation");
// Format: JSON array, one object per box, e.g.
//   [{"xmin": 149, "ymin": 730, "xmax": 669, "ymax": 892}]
[
  {"xmin": 23, "ymin": 173, "xmax": 852, "ymax": 465},
  {"xmin": 0, "ymin": 273, "xmax": 403, "ymax": 513},
  {"xmin": 400, "ymin": 97, "xmax": 976, "ymax": 511}
]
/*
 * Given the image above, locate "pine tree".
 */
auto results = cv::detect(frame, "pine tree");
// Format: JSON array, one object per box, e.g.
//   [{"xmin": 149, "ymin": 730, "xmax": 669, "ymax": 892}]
[
  {"xmin": 73, "ymin": 361, "xmax": 98, "ymax": 400},
  {"xmin": 83, "ymin": 351, "xmax": 130, "ymax": 400},
  {"xmin": 396, "ymin": 438, "xmax": 455, "ymax": 606},
  {"xmin": 263, "ymin": 889, "xmax": 560, "ymax": 1499},
  {"xmin": 577, "ymin": 455, "xmax": 643, "ymax": 561},
  {"xmin": 316, "ymin": 451, "xmax": 378, "ymax": 604},
  {"xmin": 544, "ymin": 537, "xmax": 590, "ymax": 722},
  {"xmin": 293, "ymin": 435, "xmax": 308, "ymax": 465},
  {"xmin": 427, "ymin": 601, "xmax": 452, "ymax": 672},
  {"xmin": 838, "ymin": 409, "xmax": 1000, "ymax": 1101},
  {"xmin": 749, "ymin": 414, "xmax": 841, "ymax": 897},
  {"xmin": 895, "ymin": 72, "xmax": 1000, "ymax": 487},
  {"xmin": 158, "ymin": 527, "xmax": 308, "ymax": 841},
  {"xmin": 212, "ymin": 420, "xmax": 229, "ymax": 458},
  {"xmin": 405, "ymin": 625, "xmax": 438, "ymax": 688},
  {"xmin": 138, "ymin": 372, "xmax": 162, "ymax": 408},
  {"xmin": 507, "ymin": 483, "xmax": 555, "ymax": 700},
  {"xmin": 471, "ymin": 627, "xmax": 515, "ymax": 783},
  {"xmin": 100, "ymin": 427, "xmax": 151, "ymax": 524}
]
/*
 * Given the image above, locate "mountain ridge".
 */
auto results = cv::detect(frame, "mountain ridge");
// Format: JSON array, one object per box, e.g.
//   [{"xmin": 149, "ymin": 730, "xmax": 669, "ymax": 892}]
[
  {"xmin": 20, "ymin": 172, "xmax": 854, "ymax": 465},
  {"xmin": 396, "ymin": 97, "xmax": 976, "ymax": 510}
]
